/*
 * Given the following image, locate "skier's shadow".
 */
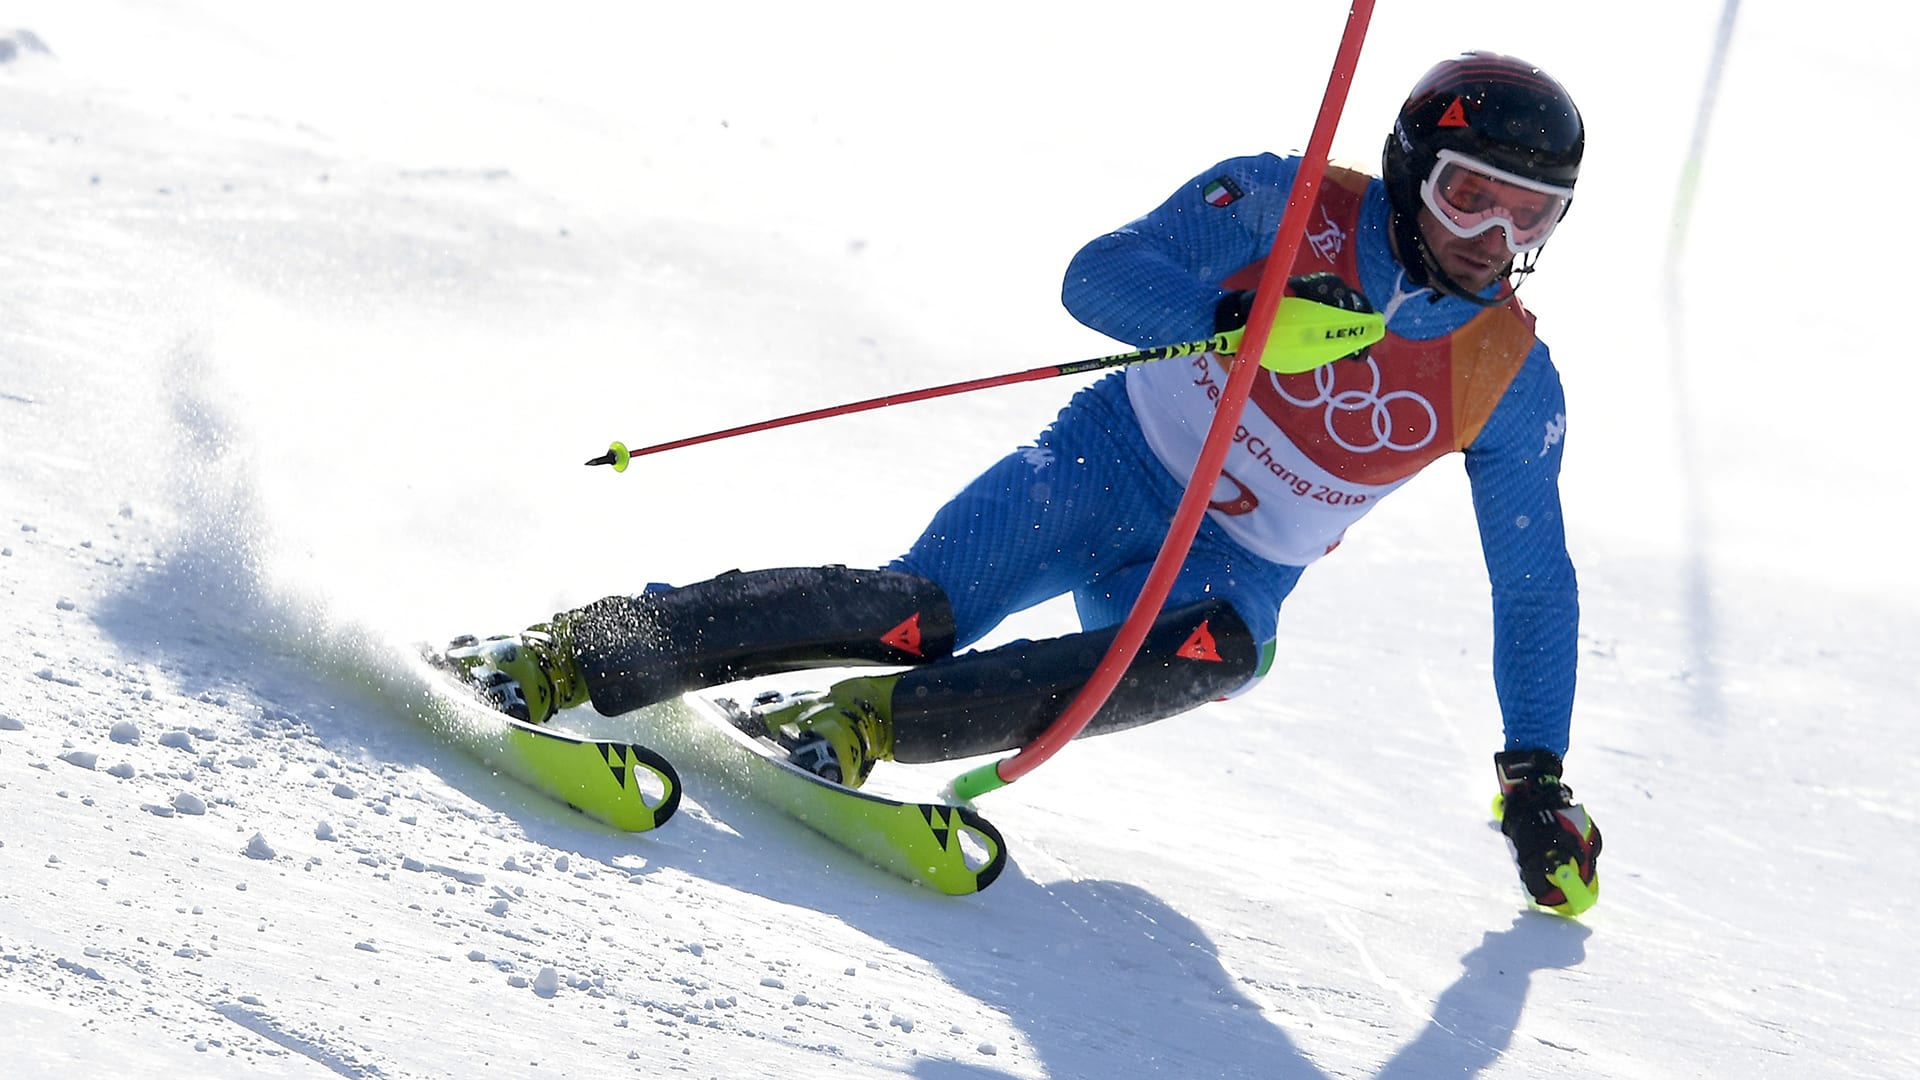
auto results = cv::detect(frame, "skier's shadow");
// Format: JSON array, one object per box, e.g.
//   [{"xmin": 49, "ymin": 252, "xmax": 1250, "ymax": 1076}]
[
  {"xmin": 1373, "ymin": 912, "xmax": 1591, "ymax": 1079},
  {"xmin": 637, "ymin": 781, "xmax": 1592, "ymax": 1080},
  {"xmin": 849, "ymin": 860, "xmax": 1591, "ymax": 1080}
]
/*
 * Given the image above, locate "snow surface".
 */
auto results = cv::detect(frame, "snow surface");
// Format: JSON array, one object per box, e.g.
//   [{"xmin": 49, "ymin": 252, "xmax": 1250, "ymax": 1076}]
[{"xmin": 3, "ymin": 2, "xmax": 1917, "ymax": 1077}]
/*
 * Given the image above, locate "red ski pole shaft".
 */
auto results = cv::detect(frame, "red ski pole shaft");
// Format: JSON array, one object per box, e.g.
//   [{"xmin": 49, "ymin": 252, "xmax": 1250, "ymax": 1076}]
[
  {"xmin": 586, "ymin": 334, "xmax": 1237, "ymax": 469},
  {"xmin": 952, "ymin": 0, "xmax": 1378, "ymax": 800}
]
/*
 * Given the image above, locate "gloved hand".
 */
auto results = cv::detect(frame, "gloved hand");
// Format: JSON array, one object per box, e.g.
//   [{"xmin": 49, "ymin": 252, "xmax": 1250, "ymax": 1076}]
[
  {"xmin": 1213, "ymin": 273, "xmax": 1375, "ymax": 360},
  {"xmin": 1213, "ymin": 289, "xmax": 1259, "ymax": 335},
  {"xmin": 1286, "ymin": 270, "xmax": 1374, "ymax": 315},
  {"xmin": 1493, "ymin": 750, "xmax": 1601, "ymax": 917}
]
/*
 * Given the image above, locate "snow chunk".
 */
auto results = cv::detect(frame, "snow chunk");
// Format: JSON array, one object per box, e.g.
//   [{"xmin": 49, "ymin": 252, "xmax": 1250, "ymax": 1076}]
[
  {"xmin": 56, "ymin": 957, "xmax": 105, "ymax": 981},
  {"xmin": 331, "ymin": 782, "xmax": 358, "ymax": 799},
  {"xmin": 315, "ymin": 821, "xmax": 336, "ymax": 841},
  {"xmin": 158, "ymin": 731, "xmax": 194, "ymax": 750},
  {"xmin": 243, "ymin": 833, "xmax": 277, "ymax": 860},
  {"xmin": 109, "ymin": 720, "xmax": 140, "ymax": 744},
  {"xmin": 59, "ymin": 750, "xmax": 98, "ymax": 770},
  {"xmin": 172, "ymin": 791, "xmax": 207, "ymax": 815},
  {"xmin": 430, "ymin": 863, "xmax": 486, "ymax": 886},
  {"xmin": 532, "ymin": 967, "xmax": 561, "ymax": 995},
  {"xmin": 0, "ymin": 714, "xmax": 22, "ymax": 731}
]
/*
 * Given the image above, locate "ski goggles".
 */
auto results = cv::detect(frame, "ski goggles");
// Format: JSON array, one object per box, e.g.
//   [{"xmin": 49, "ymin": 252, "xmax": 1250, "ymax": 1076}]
[{"xmin": 1419, "ymin": 149, "xmax": 1573, "ymax": 254}]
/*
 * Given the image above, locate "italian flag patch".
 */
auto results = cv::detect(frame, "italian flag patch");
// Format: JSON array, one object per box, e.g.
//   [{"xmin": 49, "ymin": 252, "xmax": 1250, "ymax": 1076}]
[{"xmin": 1203, "ymin": 176, "xmax": 1244, "ymax": 207}]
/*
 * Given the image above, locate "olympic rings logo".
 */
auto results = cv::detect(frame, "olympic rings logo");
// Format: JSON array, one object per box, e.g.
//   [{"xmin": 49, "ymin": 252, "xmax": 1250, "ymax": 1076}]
[{"xmin": 1269, "ymin": 358, "xmax": 1438, "ymax": 454}]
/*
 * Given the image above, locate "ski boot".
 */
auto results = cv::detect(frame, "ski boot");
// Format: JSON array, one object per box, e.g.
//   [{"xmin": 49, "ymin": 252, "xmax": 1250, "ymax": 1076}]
[
  {"xmin": 759, "ymin": 676, "xmax": 899, "ymax": 788},
  {"xmin": 437, "ymin": 621, "xmax": 589, "ymax": 725}
]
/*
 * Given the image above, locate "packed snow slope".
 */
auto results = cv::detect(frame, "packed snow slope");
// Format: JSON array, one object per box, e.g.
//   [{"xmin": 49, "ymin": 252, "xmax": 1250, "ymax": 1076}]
[{"xmin": 3, "ymin": 3, "xmax": 1916, "ymax": 1078}]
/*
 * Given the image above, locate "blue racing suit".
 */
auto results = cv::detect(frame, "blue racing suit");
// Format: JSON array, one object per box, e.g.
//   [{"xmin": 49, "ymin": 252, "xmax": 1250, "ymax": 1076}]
[{"xmin": 893, "ymin": 153, "xmax": 1578, "ymax": 756}]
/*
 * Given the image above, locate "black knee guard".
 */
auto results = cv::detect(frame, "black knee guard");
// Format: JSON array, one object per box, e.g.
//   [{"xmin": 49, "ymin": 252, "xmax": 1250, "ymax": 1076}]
[
  {"xmin": 570, "ymin": 567, "xmax": 956, "ymax": 716},
  {"xmin": 888, "ymin": 597, "xmax": 1259, "ymax": 762}
]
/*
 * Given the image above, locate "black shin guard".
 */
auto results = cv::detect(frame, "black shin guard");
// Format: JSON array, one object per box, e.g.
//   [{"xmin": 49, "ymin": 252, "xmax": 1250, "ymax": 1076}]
[
  {"xmin": 889, "ymin": 597, "xmax": 1260, "ymax": 762},
  {"xmin": 570, "ymin": 567, "xmax": 956, "ymax": 716}
]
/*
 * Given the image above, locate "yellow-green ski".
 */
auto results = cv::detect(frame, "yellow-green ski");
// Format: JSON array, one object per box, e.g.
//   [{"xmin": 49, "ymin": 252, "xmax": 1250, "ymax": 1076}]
[
  {"xmin": 656, "ymin": 695, "xmax": 1006, "ymax": 896},
  {"xmin": 414, "ymin": 649, "xmax": 681, "ymax": 832}
]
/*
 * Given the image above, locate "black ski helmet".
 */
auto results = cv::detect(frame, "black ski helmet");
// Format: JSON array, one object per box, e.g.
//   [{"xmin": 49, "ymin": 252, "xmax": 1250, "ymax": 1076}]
[{"xmin": 1382, "ymin": 52, "xmax": 1584, "ymax": 301}]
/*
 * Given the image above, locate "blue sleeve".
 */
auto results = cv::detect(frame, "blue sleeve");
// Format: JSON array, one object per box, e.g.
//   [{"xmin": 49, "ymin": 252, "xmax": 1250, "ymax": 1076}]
[
  {"xmin": 1462, "ymin": 343, "xmax": 1579, "ymax": 756},
  {"xmin": 1061, "ymin": 154, "xmax": 1300, "ymax": 348}
]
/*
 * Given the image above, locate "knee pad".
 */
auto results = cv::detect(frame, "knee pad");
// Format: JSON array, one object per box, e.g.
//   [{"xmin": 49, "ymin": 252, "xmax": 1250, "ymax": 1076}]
[
  {"xmin": 569, "ymin": 566, "xmax": 955, "ymax": 715},
  {"xmin": 889, "ymin": 597, "xmax": 1258, "ymax": 762}
]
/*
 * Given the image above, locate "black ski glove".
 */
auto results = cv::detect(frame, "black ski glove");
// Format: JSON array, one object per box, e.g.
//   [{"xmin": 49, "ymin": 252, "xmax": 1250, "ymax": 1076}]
[
  {"xmin": 1213, "ymin": 289, "xmax": 1259, "ymax": 335},
  {"xmin": 1286, "ymin": 270, "xmax": 1374, "ymax": 314},
  {"xmin": 1213, "ymin": 273, "xmax": 1375, "ymax": 359},
  {"xmin": 1494, "ymin": 750, "xmax": 1602, "ymax": 917}
]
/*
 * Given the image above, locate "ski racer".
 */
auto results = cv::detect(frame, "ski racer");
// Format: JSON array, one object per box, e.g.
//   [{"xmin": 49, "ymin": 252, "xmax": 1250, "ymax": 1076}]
[{"xmin": 445, "ymin": 51, "xmax": 1604, "ymax": 916}]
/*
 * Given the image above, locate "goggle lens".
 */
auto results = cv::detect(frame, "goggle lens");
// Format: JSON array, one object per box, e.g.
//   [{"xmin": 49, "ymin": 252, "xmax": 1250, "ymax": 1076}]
[{"xmin": 1419, "ymin": 150, "xmax": 1572, "ymax": 253}]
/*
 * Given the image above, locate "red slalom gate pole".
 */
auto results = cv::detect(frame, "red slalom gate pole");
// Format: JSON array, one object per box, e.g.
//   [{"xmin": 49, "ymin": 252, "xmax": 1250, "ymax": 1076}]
[{"xmin": 951, "ymin": 0, "xmax": 1378, "ymax": 800}]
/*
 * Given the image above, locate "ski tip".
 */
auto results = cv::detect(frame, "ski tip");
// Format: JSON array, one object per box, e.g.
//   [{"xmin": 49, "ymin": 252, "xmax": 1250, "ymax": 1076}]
[
  {"xmin": 1540, "ymin": 860, "xmax": 1599, "ymax": 918},
  {"xmin": 953, "ymin": 805, "xmax": 1008, "ymax": 894}
]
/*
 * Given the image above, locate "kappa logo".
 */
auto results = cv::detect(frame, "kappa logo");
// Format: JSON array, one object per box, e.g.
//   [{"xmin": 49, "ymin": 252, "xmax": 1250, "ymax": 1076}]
[
  {"xmin": 1540, "ymin": 412, "xmax": 1567, "ymax": 457},
  {"xmin": 1305, "ymin": 205, "xmax": 1347, "ymax": 262}
]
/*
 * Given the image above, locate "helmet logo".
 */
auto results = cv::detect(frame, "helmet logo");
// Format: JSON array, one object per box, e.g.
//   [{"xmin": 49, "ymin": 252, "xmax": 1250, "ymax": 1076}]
[{"xmin": 1438, "ymin": 97, "xmax": 1470, "ymax": 128}]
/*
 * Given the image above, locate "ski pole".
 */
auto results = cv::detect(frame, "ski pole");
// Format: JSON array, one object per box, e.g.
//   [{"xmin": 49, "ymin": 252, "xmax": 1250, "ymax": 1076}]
[
  {"xmin": 950, "ymin": 0, "xmax": 1379, "ymax": 801},
  {"xmin": 588, "ymin": 299, "xmax": 1381, "ymax": 471},
  {"xmin": 586, "ymin": 334, "xmax": 1227, "ymax": 471}
]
